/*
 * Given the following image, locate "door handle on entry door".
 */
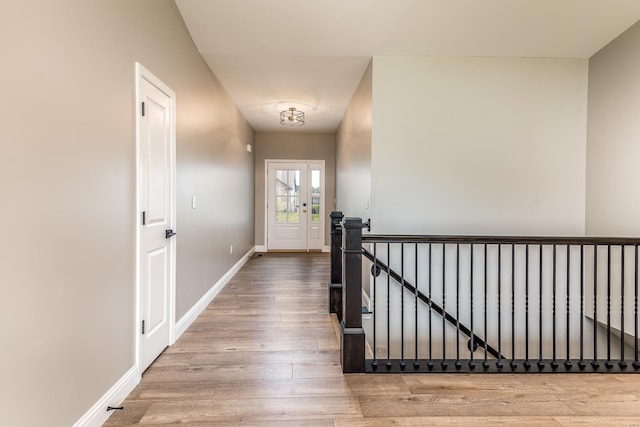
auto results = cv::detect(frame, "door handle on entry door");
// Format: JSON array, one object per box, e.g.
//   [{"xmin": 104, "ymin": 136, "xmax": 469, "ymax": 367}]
[
  {"xmin": 302, "ymin": 202, "xmax": 307, "ymax": 213},
  {"xmin": 165, "ymin": 229, "xmax": 176, "ymax": 239}
]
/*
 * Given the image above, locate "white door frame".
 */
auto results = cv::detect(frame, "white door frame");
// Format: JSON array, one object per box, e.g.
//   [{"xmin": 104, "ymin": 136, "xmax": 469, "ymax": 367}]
[
  {"xmin": 134, "ymin": 62, "xmax": 177, "ymax": 372},
  {"xmin": 264, "ymin": 159, "xmax": 325, "ymax": 251}
]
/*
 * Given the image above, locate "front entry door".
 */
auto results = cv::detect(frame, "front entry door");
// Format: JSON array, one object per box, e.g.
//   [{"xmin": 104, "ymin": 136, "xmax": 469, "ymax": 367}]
[
  {"xmin": 136, "ymin": 64, "xmax": 176, "ymax": 372},
  {"xmin": 266, "ymin": 161, "xmax": 325, "ymax": 251}
]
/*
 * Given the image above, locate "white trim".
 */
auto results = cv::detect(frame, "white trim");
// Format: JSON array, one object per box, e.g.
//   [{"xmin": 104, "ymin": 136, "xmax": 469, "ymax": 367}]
[
  {"xmin": 73, "ymin": 366, "xmax": 140, "ymax": 427},
  {"xmin": 134, "ymin": 62, "xmax": 177, "ymax": 368},
  {"xmin": 309, "ymin": 160, "xmax": 326, "ymax": 251},
  {"xmin": 362, "ymin": 289, "xmax": 372, "ymax": 320},
  {"xmin": 134, "ymin": 63, "xmax": 142, "ymax": 379},
  {"xmin": 362, "ymin": 288, "xmax": 371, "ymax": 311},
  {"xmin": 264, "ymin": 159, "xmax": 268, "ymax": 251},
  {"xmin": 322, "ymin": 245, "xmax": 330, "ymax": 253},
  {"xmin": 174, "ymin": 247, "xmax": 255, "ymax": 339},
  {"xmin": 255, "ymin": 245, "xmax": 267, "ymax": 253}
]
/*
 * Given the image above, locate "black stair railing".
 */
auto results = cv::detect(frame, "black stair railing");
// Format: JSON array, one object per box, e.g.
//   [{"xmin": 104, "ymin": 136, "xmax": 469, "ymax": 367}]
[{"xmin": 330, "ymin": 212, "xmax": 640, "ymax": 374}]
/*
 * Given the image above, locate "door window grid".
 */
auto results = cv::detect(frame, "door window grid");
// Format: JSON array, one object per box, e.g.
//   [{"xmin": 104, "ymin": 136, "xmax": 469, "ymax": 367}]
[{"xmin": 275, "ymin": 169, "xmax": 301, "ymax": 223}]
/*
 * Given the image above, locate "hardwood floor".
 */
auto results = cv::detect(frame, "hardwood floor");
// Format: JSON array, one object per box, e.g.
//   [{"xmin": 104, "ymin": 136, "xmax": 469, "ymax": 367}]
[{"xmin": 105, "ymin": 252, "xmax": 640, "ymax": 426}]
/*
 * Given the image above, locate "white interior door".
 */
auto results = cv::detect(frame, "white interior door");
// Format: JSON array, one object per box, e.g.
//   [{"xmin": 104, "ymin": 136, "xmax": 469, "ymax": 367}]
[
  {"xmin": 136, "ymin": 64, "xmax": 176, "ymax": 373},
  {"xmin": 266, "ymin": 160, "xmax": 324, "ymax": 251}
]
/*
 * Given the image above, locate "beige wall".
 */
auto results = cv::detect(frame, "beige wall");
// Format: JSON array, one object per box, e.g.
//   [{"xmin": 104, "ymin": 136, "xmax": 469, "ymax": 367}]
[
  {"xmin": 335, "ymin": 62, "xmax": 373, "ymax": 297},
  {"xmin": 371, "ymin": 56, "xmax": 588, "ymax": 235},
  {"xmin": 586, "ymin": 20, "xmax": 640, "ymax": 236},
  {"xmin": 175, "ymin": 63, "xmax": 254, "ymax": 320},
  {"xmin": 254, "ymin": 132, "xmax": 336, "ymax": 247},
  {"xmin": 336, "ymin": 61, "xmax": 373, "ymax": 220},
  {"xmin": 0, "ymin": 1, "xmax": 253, "ymax": 425}
]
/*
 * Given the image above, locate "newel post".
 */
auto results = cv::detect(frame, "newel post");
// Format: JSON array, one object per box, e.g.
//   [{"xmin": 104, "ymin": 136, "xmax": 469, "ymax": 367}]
[
  {"xmin": 328, "ymin": 211, "xmax": 344, "ymax": 319},
  {"xmin": 340, "ymin": 217, "xmax": 366, "ymax": 373}
]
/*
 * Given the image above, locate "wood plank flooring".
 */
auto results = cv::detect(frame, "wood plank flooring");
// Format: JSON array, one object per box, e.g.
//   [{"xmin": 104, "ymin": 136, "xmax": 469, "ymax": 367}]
[{"xmin": 105, "ymin": 252, "xmax": 640, "ymax": 426}]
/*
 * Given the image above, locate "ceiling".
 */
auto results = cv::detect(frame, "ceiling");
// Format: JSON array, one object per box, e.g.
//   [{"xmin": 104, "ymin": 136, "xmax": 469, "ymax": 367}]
[{"xmin": 175, "ymin": 0, "xmax": 640, "ymax": 133}]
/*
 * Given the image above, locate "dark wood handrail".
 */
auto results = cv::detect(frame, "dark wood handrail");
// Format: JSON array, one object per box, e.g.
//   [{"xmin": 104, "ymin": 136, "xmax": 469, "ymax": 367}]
[{"xmin": 363, "ymin": 234, "xmax": 640, "ymax": 245}]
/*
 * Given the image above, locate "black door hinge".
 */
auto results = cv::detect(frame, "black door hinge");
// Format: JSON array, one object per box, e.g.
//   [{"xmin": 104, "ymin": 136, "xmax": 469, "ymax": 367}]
[
  {"xmin": 141, "ymin": 320, "xmax": 145, "ymax": 335},
  {"xmin": 141, "ymin": 101, "xmax": 145, "ymax": 117},
  {"xmin": 142, "ymin": 211, "xmax": 146, "ymax": 225}
]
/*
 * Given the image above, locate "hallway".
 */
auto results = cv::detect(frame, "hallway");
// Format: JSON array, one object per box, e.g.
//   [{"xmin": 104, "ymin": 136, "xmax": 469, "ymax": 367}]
[{"xmin": 105, "ymin": 253, "xmax": 640, "ymax": 426}]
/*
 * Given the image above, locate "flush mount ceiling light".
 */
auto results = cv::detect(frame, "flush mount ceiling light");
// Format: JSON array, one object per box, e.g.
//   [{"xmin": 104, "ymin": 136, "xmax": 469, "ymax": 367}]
[{"xmin": 280, "ymin": 107, "xmax": 305, "ymax": 126}]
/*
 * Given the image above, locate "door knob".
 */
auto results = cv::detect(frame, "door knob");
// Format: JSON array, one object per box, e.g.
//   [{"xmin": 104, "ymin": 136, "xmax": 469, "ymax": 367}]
[{"xmin": 165, "ymin": 229, "xmax": 176, "ymax": 239}]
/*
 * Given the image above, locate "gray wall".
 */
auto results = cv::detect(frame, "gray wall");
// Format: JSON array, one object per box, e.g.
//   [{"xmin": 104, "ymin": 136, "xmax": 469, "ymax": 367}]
[
  {"xmin": 586, "ymin": 20, "xmax": 640, "ymax": 236},
  {"xmin": 254, "ymin": 132, "xmax": 336, "ymax": 247},
  {"xmin": 0, "ymin": 1, "xmax": 253, "ymax": 425},
  {"xmin": 336, "ymin": 62, "xmax": 372, "ymax": 220},
  {"xmin": 371, "ymin": 56, "xmax": 588, "ymax": 236},
  {"xmin": 339, "ymin": 56, "xmax": 589, "ymax": 236}
]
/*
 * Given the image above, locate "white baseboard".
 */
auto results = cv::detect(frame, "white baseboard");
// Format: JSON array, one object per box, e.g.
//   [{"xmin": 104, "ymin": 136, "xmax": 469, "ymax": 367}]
[
  {"xmin": 173, "ymin": 246, "xmax": 255, "ymax": 340},
  {"xmin": 257, "ymin": 245, "xmax": 329, "ymax": 253},
  {"xmin": 74, "ymin": 365, "xmax": 140, "ymax": 427},
  {"xmin": 75, "ymin": 246, "xmax": 255, "ymax": 427}
]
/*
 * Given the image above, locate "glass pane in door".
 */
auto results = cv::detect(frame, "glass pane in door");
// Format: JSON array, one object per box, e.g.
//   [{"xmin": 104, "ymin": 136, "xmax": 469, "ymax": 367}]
[
  {"xmin": 311, "ymin": 169, "xmax": 320, "ymax": 223},
  {"xmin": 274, "ymin": 169, "xmax": 301, "ymax": 223}
]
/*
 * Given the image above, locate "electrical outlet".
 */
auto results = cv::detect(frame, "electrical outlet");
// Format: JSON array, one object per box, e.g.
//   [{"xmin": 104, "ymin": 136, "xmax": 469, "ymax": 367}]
[{"xmin": 229, "ymin": 245, "xmax": 233, "ymax": 255}]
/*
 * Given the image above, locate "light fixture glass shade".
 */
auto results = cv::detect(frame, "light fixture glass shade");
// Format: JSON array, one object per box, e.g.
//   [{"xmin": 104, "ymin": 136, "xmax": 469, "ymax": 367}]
[{"xmin": 280, "ymin": 107, "xmax": 305, "ymax": 126}]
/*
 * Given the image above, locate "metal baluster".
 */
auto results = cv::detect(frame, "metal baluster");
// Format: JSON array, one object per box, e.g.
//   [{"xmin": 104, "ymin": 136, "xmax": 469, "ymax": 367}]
[
  {"xmin": 525, "ymin": 245, "xmax": 530, "ymax": 369},
  {"xmin": 592, "ymin": 245, "xmax": 599, "ymax": 369},
  {"xmin": 606, "ymin": 244, "xmax": 612, "ymax": 369},
  {"xmin": 470, "ymin": 244, "xmax": 476, "ymax": 370},
  {"xmin": 483, "ymin": 243, "xmax": 489, "ymax": 369},
  {"xmin": 497, "ymin": 244, "xmax": 503, "ymax": 369},
  {"xmin": 372, "ymin": 243, "xmax": 377, "ymax": 369},
  {"xmin": 620, "ymin": 245, "xmax": 627, "ymax": 369},
  {"xmin": 428, "ymin": 243, "xmax": 433, "ymax": 370},
  {"xmin": 455, "ymin": 244, "xmax": 461, "ymax": 369},
  {"xmin": 386, "ymin": 243, "xmax": 391, "ymax": 370},
  {"xmin": 511, "ymin": 244, "xmax": 516, "ymax": 369},
  {"xmin": 579, "ymin": 245, "xmax": 585, "ymax": 370},
  {"xmin": 414, "ymin": 243, "xmax": 419, "ymax": 369},
  {"xmin": 400, "ymin": 243, "xmax": 405, "ymax": 369},
  {"xmin": 552, "ymin": 245, "xmax": 558, "ymax": 369},
  {"xmin": 635, "ymin": 245, "xmax": 639, "ymax": 370},
  {"xmin": 442, "ymin": 243, "xmax": 447, "ymax": 369},
  {"xmin": 565, "ymin": 244, "xmax": 572, "ymax": 369},
  {"xmin": 539, "ymin": 244, "xmax": 544, "ymax": 369}
]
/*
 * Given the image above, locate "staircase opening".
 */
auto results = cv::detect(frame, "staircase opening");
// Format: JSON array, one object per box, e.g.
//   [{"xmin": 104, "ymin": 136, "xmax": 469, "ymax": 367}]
[{"xmin": 329, "ymin": 211, "xmax": 640, "ymax": 374}]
